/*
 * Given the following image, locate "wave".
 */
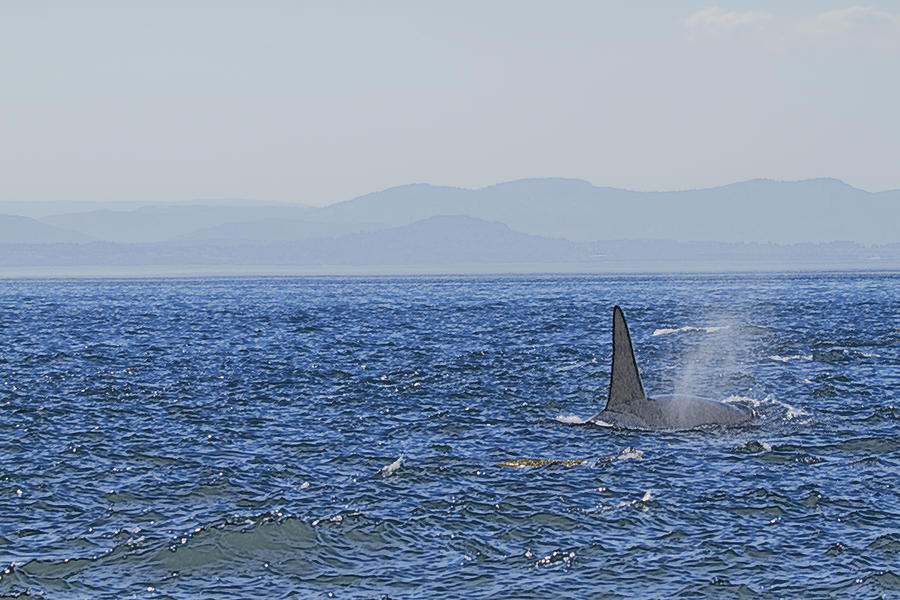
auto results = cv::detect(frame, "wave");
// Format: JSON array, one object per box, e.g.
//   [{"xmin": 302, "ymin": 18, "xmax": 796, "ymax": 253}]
[
  {"xmin": 554, "ymin": 415, "xmax": 589, "ymax": 424},
  {"xmin": 554, "ymin": 414, "xmax": 618, "ymax": 428},
  {"xmin": 379, "ymin": 456, "xmax": 404, "ymax": 478},
  {"xmin": 722, "ymin": 394, "xmax": 758, "ymax": 405},
  {"xmin": 497, "ymin": 447, "xmax": 643, "ymax": 469},
  {"xmin": 769, "ymin": 349, "xmax": 880, "ymax": 363},
  {"xmin": 732, "ymin": 440, "xmax": 774, "ymax": 454},
  {"xmin": 616, "ymin": 447, "xmax": 644, "ymax": 461},
  {"xmin": 651, "ymin": 325, "xmax": 731, "ymax": 336},
  {"xmin": 723, "ymin": 394, "xmax": 808, "ymax": 419},
  {"xmin": 767, "ymin": 354, "xmax": 813, "ymax": 362},
  {"xmin": 3, "ymin": 508, "xmax": 409, "ymax": 591},
  {"xmin": 592, "ymin": 488, "xmax": 656, "ymax": 513}
]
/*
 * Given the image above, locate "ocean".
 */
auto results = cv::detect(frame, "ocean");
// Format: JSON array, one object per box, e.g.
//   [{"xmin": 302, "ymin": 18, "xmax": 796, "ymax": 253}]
[{"xmin": 1, "ymin": 272, "xmax": 897, "ymax": 599}]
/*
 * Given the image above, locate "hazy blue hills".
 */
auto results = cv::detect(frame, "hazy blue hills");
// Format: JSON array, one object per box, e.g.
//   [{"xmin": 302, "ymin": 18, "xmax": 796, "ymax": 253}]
[
  {"xmin": 1, "ymin": 178, "xmax": 898, "ymax": 273},
  {"xmin": 328, "ymin": 215, "xmax": 583, "ymax": 264},
  {"xmin": 0, "ymin": 216, "xmax": 583, "ymax": 267},
  {"xmin": 0, "ymin": 214, "xmax": 92, "ymax": 244},
  {"xmin": 40, "ymin": 204, "xmax": 318, "ymax": 244},
  {"xmin": 0, "ymin": 198, "xmax": 282, "ymax": 219},
  {"xmin": 11, "ymin": 177, "xmax": 899, "ymax": 246},
  {"xmin": 179, "ymin": 219, "xmax": 380, "ymax": 243},
  {"xmin": 316, "ymin": 177, "xmax": 899, "ymax": 244},
  {"xmin": 1, "ymin": 214, "xmax": 897, "ymax": 273}
]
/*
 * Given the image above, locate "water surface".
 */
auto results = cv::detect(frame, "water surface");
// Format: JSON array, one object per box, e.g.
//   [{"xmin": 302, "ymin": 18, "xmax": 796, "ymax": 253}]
[{"xmin": 1, "ymin": 273, "xmax": 898, "ymax": 598}]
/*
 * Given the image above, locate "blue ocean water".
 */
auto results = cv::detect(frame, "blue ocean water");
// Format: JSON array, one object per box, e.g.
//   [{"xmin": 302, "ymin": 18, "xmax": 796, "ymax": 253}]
[{"xmin": 0, "ymin": 272, "xmax": 898, "ymax": 599}]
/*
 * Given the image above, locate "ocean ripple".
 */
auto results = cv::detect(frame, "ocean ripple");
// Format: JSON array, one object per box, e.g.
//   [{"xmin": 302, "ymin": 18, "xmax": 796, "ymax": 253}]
[{"xmin": 0, "ymin": 272, "xmax": 897, "ymax": 598}]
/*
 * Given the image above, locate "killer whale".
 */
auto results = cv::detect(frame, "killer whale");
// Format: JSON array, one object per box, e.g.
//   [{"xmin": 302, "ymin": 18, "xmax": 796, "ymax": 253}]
[{"xmin": 588, "ymin": 306, "xmax": 753, "ymax": 430}]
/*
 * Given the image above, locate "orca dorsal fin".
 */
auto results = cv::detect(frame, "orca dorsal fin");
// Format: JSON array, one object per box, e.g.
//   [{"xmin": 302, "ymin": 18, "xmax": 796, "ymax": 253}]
[{"xmin": 606, "ymin": 306, "xmax": 647, "ymax": 412}]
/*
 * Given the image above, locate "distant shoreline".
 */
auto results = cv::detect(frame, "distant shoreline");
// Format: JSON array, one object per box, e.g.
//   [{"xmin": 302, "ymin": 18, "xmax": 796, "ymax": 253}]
[{"xmin": 1, "ymin": 262, "xmax": 897, "ymax": 279}]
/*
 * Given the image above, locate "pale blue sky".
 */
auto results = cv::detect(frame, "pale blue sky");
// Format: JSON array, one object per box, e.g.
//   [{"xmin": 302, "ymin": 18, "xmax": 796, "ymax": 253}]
[{"xmin": 2, "ymin": 1, "xmax": 898, "ymax": 205}]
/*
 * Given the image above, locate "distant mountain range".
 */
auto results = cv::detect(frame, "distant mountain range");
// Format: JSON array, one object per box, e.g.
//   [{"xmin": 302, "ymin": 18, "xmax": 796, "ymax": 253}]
[
  {"xmin": 1, "ymin": 178, "xmax": 898, "ymax": 273},
  {"xmin": 0, "ymin": 214, "xmax": 91, "ymax": 244},
  {"xmin": 320, "ymin": 177, "xmax": 900, "ymax": 245}
]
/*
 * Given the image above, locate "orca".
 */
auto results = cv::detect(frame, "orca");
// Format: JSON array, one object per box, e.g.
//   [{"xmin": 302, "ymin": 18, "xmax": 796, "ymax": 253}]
[{"xmin": 588, "ymin": 306, "xmax": 753, "ymax": 430}]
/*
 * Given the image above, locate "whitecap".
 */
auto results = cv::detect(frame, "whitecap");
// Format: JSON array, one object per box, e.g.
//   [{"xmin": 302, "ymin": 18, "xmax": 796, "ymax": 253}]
[
  {"xmin": 554, "ymin": 413, "xmax": 614, "ymax": 427},
  {"xmin": 555, "ymin": 415, "xmax": 589, "ymax": 424},
  {"xmin": 379, "ymin": 456, "xmax": 403, "ymax": 478},
  {"xmin": 761, "ymin": 395, "xmax": 808, "ymax": 419},
  {"xmin": 784, "ymin": 404, "xmax": 808, "ymax": 419},
  {"xmin": 722, "ymin": 394, "xmax": 759, "ymax": 406},
  {"xmin": 723, "ymin": 394, "xmax": 807, "ymax": 419},
  {"xmin": 652, "ymin": 325, "xmax": 730, "ymax": 336},
  {"xmin": 767, "ymin": 354, "xmax": 812, "ymax": 362},
  {"xmin": 616, "ymin": 446, "xmax": 644, "ymax": 460},
  {"xmin": 597, "ymin": 489, "xmax": 654, "ymax": 513},
  {"xmin": 730, "ymin": 394, "xmax": 808, "ymax": 419}
]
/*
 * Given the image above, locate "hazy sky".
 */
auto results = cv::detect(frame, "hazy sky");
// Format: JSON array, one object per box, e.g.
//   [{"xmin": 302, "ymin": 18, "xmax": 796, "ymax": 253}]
[{"xmin": 2, "ymin": 1, "xmax": 899, "ymax": 206}]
